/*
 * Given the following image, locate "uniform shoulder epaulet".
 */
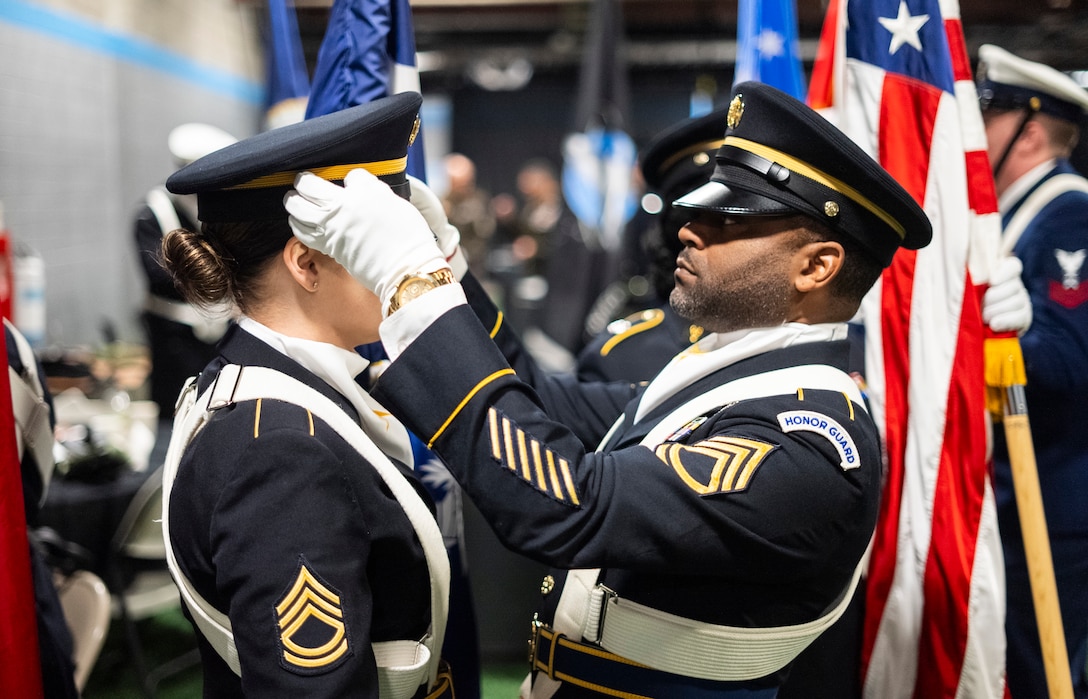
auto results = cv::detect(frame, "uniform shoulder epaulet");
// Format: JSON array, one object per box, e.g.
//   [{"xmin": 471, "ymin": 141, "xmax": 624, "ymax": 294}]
[{"xmin": 600, "ymin": 309, "xmax": 666, "ymax": 357}]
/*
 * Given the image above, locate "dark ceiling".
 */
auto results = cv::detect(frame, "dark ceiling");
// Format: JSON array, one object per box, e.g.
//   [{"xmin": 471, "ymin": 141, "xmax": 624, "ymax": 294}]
[{"xmin": 270, "ymin": 0, "xmax": 1088, "ymax": 77}]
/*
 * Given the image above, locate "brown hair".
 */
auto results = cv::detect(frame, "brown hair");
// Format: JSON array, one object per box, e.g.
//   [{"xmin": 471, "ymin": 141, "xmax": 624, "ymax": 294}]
[{"xmin": 160, "ymin": 219, "xmax": 293, "ymax": 316}]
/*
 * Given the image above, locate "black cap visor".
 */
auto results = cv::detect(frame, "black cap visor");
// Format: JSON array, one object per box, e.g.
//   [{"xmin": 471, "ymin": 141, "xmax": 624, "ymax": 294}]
[{"xmin": 672, "ymin": 180, "xmax": 794, "ymax": 217}]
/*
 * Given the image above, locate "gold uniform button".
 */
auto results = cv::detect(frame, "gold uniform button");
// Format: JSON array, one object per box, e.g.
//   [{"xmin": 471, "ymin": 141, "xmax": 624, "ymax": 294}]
[{"xmin": 540, "ymin": 575, "xmax": 555, "ymax": 595}]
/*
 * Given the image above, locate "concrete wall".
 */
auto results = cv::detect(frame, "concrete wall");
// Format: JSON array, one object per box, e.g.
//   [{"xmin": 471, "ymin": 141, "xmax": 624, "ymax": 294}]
[{"xmin": 0, "ymin": 0, "xmax": 264, "ymax": 348}]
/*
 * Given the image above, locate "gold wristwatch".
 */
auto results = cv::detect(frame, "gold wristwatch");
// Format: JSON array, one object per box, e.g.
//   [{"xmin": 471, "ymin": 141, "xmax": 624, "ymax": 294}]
[{"xmin": 387, "ymin": 268, "xmax": 456, "ymax": 314}]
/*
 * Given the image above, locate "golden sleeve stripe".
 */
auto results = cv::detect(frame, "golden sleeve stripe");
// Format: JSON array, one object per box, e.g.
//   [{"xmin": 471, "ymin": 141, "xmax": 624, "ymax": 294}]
[
  {"xmin": 428, "ymin": 368, "xmax": 515, "ymax": 447},
  {"xmin": 489, "ymin": 311, "xmax": 504, "ymax": 338},
  {"xmin": 654, "ymin": 436, "xmax": 776, "ymax": 495},
  {"xmin": 488, "ymin": 407, "xmax": 581, "ymax": 505}
]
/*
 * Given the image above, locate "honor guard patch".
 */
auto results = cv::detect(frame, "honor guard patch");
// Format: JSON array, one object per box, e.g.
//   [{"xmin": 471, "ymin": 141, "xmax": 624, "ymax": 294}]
[
  {"xmin": 275, "ymin": 558, "xmax": 352, "ymax": 674},
  {"xmin": 777, "ymin": 410, "xmax": 861, "ymax": 470},
  {"xmin": 654, "ymin": 436, "xmax": 776, "ymax": 495},
  {"xmin": 488, "ymin": 407, "xmax": 581, "ymax": 506}
]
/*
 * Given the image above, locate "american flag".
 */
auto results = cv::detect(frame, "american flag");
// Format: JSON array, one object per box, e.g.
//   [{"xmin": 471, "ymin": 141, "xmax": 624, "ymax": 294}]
[{"xmin": 809, "ymin": 1, "xmax": 1006, "ymax": 697}]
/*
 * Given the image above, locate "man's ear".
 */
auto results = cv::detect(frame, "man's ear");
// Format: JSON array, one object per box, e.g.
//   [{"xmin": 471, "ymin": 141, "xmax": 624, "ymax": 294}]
[
  {"xmin": 282, "ymin": 237, "xmax": 319, "ymax": 291},
  {"xmin": 794, "ymin": 240, "xmax": 844, "ymax": 293}
]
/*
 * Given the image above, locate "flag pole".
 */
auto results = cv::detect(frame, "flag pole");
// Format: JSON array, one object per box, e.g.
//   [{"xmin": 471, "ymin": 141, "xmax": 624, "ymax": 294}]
[{"xmin": 986, "ymin": 336, "xmax": 1073, "ymax": 699}]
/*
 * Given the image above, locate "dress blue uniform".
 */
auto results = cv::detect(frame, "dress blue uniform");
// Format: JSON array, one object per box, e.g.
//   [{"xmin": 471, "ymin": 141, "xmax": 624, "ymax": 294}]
[
  {"xmin": 163, "ymin": 93, "xmax": 455, "ymax": 698},
  {"xmin": 978, "ymin": 44, "xmax": 1088, "ymax": 699},
  {"xmin": 358, "ymin": 83, "xmax": 934, "ymax": 697},
  {"xmin": 169, "ymin": 325, "xmax": 435, "ymax": 697},
  {"xmin": 374, "ymin": 275, "xmax": 882, "ymax": 697}
]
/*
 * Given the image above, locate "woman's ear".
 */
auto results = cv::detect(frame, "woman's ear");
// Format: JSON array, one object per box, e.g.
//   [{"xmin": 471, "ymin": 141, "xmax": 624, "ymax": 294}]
[
  {"xmin": 794, "ymin": 240, "xmax": 844, "ymax": 293},
  {"xmin": 282, "ymin": 238, "xmax": 319, "ymax": 292}
]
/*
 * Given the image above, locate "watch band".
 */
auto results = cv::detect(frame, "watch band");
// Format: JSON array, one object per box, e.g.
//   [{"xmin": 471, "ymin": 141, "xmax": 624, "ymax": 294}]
[{"xmin": 387, "ymin": 268, "xmax": 456, "ymax": 315}]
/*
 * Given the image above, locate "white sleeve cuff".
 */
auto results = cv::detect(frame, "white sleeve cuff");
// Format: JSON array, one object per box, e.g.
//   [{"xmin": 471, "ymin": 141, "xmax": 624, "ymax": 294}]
[{"xmin": 379, "ymin": 282, "xmax": 468, "ymax": 360}]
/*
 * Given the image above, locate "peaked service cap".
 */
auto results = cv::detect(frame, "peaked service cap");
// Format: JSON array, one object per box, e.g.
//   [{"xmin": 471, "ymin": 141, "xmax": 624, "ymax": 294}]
[
  {"xmin": 977, "ymin": 44, "xmax": 1088, "ymax": 124},
  {"xmin": 674, "ymin": 81, "xmax": 932, "ymax": 267},
  {"xmin": 640, "ymin": 107, "xmax": 730, "ymax": 206},
  {"xmin": 166, "ymin": 92, "xmax": 423, "ymax": 223}
]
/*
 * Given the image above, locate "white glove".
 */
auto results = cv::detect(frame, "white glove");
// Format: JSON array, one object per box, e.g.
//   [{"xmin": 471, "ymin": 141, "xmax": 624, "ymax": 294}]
[
  {"xmin": 982, "ymin": 255, "xmax": 1033, "ymax": 334},
  {"xmin": 285, "ymin": 169, "xmax": 447, "ymax": 312},
  {"xmin": 407, "ymin": 175, "xmax": 469, "ymax": 279}
]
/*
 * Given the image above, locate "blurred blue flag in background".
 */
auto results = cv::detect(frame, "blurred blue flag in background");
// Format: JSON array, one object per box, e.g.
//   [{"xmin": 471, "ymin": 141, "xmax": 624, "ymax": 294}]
[
  {"xmin": 305, "ymin": 0, "xmax": 425, "ymax": 179},
  {"xmin": 264, "ymin": 0, "xmax": 310, "ymax": 130},
  {"xmin": 734, "ymin": 0, "xmax": 807, "ymax": 101}
]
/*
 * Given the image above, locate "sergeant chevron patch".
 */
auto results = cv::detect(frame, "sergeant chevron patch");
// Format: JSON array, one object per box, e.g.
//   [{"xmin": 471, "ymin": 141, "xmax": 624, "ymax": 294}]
[
  {"xmin": 275, "ymin": 559, "xmax": 352, "ymax": 674},
  {"xmin": 654, "ymin": 436, "xmax": 776, "ymax": 495},
  {"xmin": 487, "ymin": 407, "xmax": 581, "ymax": 505}
]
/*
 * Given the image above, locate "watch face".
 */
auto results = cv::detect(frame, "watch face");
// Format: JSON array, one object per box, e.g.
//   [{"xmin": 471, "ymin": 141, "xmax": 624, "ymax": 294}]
[{"xmin": 401, "ymin": 278, "xmax": 434, "ymax": 302}]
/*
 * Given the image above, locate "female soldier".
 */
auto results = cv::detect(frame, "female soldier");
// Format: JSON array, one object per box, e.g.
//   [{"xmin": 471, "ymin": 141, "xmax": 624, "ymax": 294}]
[{"xmin": 157, "ymin": 93, "xmax": 452, "ymax": 698}]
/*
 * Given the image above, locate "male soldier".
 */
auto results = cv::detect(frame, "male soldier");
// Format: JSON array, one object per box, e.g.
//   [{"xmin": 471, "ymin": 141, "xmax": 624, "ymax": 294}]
[
  {"xmin": 977, "ymin": 44, "xmax": 1088, "ymax": 698},
  {"xmin": 286, "ymin": 81, "xmax": 932, "ymax": 698}
]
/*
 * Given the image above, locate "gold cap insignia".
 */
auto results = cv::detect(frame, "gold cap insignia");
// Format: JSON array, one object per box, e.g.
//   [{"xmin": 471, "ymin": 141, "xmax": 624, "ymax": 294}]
[
  {"xmin": 275, "ymin": 564, "xmax": 351, "ymax": 671},
  {"xmin": 727, "ymin": 95, "xmax": 745, "ymax": 130},
  {"xmin": 409, "ymin": 116, "xmax": 421, "ymax": 146},
  {"xmin": 824, "ymin": 201, "xmax": 840, "ymax": 217}
]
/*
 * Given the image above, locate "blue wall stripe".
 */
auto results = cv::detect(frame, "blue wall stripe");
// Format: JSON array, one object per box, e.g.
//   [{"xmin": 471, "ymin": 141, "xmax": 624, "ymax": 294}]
[{"xmin": 0, "ymin": 0, "xmax": 264, "ymax": 105}]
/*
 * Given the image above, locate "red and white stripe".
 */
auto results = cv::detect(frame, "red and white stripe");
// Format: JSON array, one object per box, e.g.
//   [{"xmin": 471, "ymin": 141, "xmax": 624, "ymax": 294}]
[{"xmin": 810, "ymin": 1, "xmax": 1006, "ymax": 697}]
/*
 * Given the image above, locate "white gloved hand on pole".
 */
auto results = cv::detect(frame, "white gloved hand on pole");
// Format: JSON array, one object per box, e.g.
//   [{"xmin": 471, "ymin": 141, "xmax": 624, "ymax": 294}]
[
  {"xmin": 285, "ymin": 169, "xmax": 448, "ymax": 312},
  {"xmin": 407, "ymin": 174, "xmax": 469, "ymax": 279},
  {"xmin": 982, "ymin": 255, "xmax": 1033, "ymax": 334}
]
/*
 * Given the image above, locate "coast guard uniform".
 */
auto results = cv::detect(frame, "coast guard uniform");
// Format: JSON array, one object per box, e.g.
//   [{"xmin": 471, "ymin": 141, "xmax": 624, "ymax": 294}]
[{"xmin": 978, "ymin": 44, "xmax": 1088, "ymax": 698}]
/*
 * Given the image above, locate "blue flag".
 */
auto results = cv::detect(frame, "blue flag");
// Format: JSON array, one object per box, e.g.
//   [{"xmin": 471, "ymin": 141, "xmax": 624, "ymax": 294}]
[
  {"xmin": 305, "ymin": 0, "xmax": 425, "ymax": 179},
  {"xmin": 264, "ymin": 0, "xmax": 310, "ymax": 130},
  {"xmin": 734, "ymin": 0, "xmax": 807, "ymax": 101}
]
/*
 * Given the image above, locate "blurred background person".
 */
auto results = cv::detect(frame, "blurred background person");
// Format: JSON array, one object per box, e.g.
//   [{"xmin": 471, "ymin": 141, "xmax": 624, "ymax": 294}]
[
  {"xmin": 132, "ymin": 123, "xmax": 237, "ymax": 468},
  {"xmin": 441, "ymin": 152, "xmax": 497, "ymax": 285}
]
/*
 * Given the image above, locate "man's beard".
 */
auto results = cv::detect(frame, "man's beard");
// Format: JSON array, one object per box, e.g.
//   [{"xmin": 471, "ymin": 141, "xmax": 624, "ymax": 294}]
[{"xmin": 669, "ymin": 265, "xmax": 793, "ymax": 334}]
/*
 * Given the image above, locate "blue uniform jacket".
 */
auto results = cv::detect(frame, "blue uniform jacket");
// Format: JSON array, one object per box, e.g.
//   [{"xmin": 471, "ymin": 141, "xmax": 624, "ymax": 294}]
[
  {"xmin": 994, "ymin": 159, "xmax": 1088, "ymax": 535},
  {"xmin": 372, "ymin": 275, "xmax": 882, "ymax": 694},
  {"xmin": 576, "ymin": 305, "xmax": 703, "ymax": 385},
  {"xmin": 168, "ymin": 325, "xmax": 435, "ymax": 697}
]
